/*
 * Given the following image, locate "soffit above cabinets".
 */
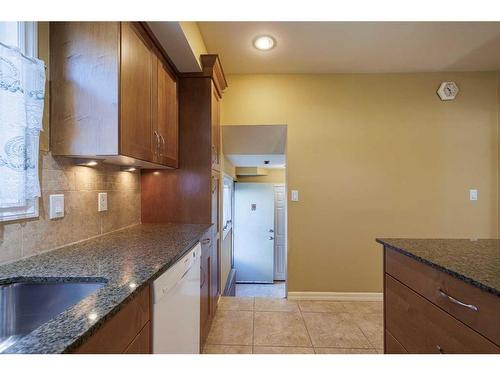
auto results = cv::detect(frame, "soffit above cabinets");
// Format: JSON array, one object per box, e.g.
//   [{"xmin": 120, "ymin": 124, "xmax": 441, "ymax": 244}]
[
  {"xmin": 226, "ymin": 154, "xmax": 286, "ymax": 169},
  {"xmin": 222, "ymin": 125, "xmax": 286, "ymax": 155},
  {"xmin": 198, "ymin": 22, "xmax": 500, "ymax": 74},
  {"xmin": 147, "ymin": 22, "xmax": 202, "ymax": 73},
  {"xmin": 223, "ymin": 125, "xmax": 287, "ymax": 168}
]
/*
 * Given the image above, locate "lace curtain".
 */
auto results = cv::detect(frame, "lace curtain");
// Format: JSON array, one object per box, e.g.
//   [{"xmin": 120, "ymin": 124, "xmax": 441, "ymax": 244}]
[{"xmin": 0, "ymin": 41, "xmax": 45, "ymax": 210}]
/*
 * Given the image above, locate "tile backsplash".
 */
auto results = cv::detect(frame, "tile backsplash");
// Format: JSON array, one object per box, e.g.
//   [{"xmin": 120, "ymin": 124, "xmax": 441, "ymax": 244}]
[{"xmin": 0, "ymin": 151, "xmax": 141, "ymax": 264}]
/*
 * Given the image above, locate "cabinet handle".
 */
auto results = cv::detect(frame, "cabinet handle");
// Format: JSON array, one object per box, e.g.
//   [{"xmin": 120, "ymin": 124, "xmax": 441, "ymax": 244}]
[
  {"xmin": 436, "ymin": 345, "xmax": 444, "ymax": 354},
  {"xmin": 201, "ymin": 238, "xmax": 211, "ymax": 245},
  {"xmin": 153, "ymin": 131, "xmax": 160, "ymax": 156},
  {"xmin": 438, "ymin": 289, "xmax": 479, "ymax": 312},
  {"xmin": 160, "ymin": 134, "xmax": 165, "ymax": 157},
  {"xmin": 200, "ymin": 267, "xmax": 205, "ymax": 288}
]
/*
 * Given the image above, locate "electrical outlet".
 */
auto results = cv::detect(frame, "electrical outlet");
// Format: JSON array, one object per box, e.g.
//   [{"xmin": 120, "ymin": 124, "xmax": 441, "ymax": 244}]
[
  {"xmin": 98, "ymin": 192, "xmax": 108, "ymax": 212},
  {"xmin": 469, "ymin": 189, "xmax": 478, "ymax": 201},
  {"xmin": 291, "ymin": 190, "xmax": 299, "ymax": 202},
  {"xmin": 49, "ymin": 194, "xmax": 65, "ymax": 219}
]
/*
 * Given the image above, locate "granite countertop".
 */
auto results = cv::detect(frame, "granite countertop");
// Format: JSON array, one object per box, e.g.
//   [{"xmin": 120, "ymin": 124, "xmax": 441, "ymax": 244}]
[
  {"xmin": 0, "ymin": 223, "xmax": 211, "ymax": 354},
  {"xmin": 376, "ymin": 238, "xmax": 500, "ymax": 297}
]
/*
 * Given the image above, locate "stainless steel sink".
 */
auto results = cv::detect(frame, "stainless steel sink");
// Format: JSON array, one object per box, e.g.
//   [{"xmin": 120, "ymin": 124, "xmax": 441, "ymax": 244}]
[{"xmin": 0, "ymin": 280, "xmax": 105, "ymax": 353}]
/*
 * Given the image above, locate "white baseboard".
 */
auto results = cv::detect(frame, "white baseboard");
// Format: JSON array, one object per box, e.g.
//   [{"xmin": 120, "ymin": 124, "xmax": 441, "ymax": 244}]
[{"xmin": 287, "ymin": 292, "xmax": 383, "ymax": 301}]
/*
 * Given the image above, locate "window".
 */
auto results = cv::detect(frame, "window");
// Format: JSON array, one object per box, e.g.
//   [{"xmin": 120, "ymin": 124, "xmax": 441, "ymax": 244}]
[
  {"xmin": 0, "ymin": 22, "xmax": 44, "ymax": 222},
  {"xmin": 222, "ymin": 175, "xmax": 234, "ymax": 239}
]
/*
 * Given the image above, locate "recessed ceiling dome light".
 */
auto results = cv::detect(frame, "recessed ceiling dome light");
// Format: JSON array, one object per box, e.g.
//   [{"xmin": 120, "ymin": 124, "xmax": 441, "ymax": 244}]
[{"xmin": 253, "ymin": 35, "xmax": 276, "ymax": 51}]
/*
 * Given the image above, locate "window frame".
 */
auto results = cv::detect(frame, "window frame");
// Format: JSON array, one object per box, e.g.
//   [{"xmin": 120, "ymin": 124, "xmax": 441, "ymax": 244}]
[{"xmin": 0, "ymin": 21, "xmax": 40, "ymax": 223}]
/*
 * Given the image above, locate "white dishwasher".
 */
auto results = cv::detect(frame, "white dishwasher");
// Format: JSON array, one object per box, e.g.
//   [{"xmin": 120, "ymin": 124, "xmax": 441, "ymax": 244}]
[{"xmin": 152, "ymin": 243, "xmax": 201, "ymax": 353}]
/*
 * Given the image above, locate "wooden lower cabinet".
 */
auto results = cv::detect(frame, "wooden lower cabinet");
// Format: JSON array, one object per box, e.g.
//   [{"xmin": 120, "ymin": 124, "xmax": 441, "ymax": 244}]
[
  {"xmin": 124, "ymin": 322, "xmax": 151, "ymax": 354},
  {"xmin": 73, "ymin": 286, "xmax": 151, "ymax": 354},
  {"xmin": 385, "ymin": 330, "xmax": 407, "ymax": 354},
  {"xmin": 385, "ymin": 246, "xmax": 499, "ymax": 345},
  {"xmin": 200, "ymin": 231, "xmax": 212, "ymax": 347},
  {"xmin": 200, "ymin": 227, "xmax": 218, "ymax": 348},
  {"xmin": 210, "ymin": 235, "xmax": 219, "ymax": 318},
  {"xmin": 383, "ymin": 247, "xmax": 500, "ymax": 354},
  {"xmin": 385, "ymin": 275, "xmax": 499, "ymax": 353}
]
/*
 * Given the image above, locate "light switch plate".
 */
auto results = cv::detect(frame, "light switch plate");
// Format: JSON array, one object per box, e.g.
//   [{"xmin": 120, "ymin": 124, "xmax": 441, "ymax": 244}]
[
  {"xmin": 469, "ymin": 189, "xmax": 478, "ymax": 201},
  {"xmin": 49, "ymin": 194, "xmax": 65, "ymax": 219},
  {"xmin": 291, "ymin": 190, "xmax": 299, "ymax": 202},
  {"xmin": 98, "ymin": 192, "xmax": 108, "ymax": 212}
]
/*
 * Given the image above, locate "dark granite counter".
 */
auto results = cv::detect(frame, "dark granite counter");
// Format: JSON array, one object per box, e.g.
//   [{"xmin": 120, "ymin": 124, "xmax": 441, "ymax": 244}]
[
  {"xmin": 376, "ymin": 238, "xmax": 500, "ymax": 297},
  {"xmin": 0, "ymin": 223, "xmax": 211, "ymax": 354}
]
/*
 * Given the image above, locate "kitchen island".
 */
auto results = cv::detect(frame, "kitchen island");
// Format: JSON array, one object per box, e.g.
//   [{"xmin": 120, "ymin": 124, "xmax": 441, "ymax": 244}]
[
  {"xmin": 0, "ymin": 223, "xmax": 211, "ymax": 354},
  {"xmin": 377, "ymin": 238, "xmax": 499, "ymax": 354}
]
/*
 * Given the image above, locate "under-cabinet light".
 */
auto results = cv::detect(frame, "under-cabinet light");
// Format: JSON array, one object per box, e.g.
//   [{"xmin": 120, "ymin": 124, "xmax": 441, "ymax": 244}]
[
  {"xmin": 121, "ymin": 166, "xmax": 137, "ymax": 172},
  {"xmin": 75, "ymin": 159, "xmax": 99, "ymax": 167}
]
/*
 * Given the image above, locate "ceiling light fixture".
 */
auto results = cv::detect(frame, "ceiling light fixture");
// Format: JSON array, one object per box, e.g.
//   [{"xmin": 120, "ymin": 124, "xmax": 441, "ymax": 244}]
[{"xmin": 253, "ymin": 35, "xmax": 276, "ymax": 51}]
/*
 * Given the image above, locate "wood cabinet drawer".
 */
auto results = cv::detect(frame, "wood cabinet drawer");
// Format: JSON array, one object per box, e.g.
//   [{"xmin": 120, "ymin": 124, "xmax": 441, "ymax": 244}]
[
  {"xmin": 385, "ymin": 275, "xmax": 499, "ymax": 354},
  {"xmin": 385, "ymin": 247, "xmax": 500, "ymax": 345},
  {"xmin": 385, "ymin": 330, "xmax": 407, "ymax": 354},
  {"xmin": 74, "ymin": 286, "xmax": 150, "ymax": 353}
]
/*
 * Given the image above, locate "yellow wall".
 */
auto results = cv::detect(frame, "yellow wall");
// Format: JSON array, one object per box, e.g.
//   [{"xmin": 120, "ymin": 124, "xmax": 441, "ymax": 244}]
[
  {"xmin": 498, "ymin": 72, "xmax": 500, "ymax": 235},
  {"xmin": 221, "ymin": 73, "xmax": 499, "ymax": 293},
  {"xmin": 179, "ymin": 22, "xmax": 207, "ymax": 69},
  {"xmin": 237, "ymin": 168, "xmax": 286, "ymax": 183}
]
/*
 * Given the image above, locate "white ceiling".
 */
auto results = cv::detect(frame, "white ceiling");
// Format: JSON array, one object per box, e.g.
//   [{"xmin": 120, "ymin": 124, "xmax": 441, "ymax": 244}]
[{"xmin": 198, "ymin": 22, "xmax": 500, "ymax": 74}]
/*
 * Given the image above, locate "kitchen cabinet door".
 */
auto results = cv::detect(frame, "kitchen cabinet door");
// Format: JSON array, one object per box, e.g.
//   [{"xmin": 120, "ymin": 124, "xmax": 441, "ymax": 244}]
[
  {"xmin": 211, "ymin": 85, "xmax": 221, "ymax": 171},
  {"xmin": 200, "ymin": 232, "xmax": 213, "ymax": 347},
  {"xmin": 120, "ymin": 22, "xmax": 154, "ymax": 163},
  {"xmin": 156, "ymin": 57, "xmax": 179, "ymax": 168},
  {"xmin": 73, "ymin": 286, "xmax": 150, "ymax": 353},
  {"xmin": 211, "ymin": 171, "xmax": 220, "ymax": 234},
  {"xmin": 124, "ymin": 322, "xmax": 151, "ymax": 354},
  {"xmin": 211, "ymin": 171, "xmax": 220, "ymax": 311}
]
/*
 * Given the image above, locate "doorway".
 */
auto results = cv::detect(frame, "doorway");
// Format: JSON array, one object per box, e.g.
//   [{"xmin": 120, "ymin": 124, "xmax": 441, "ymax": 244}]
[
  {"xmin": 233, "ymin": 182, "xmax": 287, "ymax": 298},
  {"xmin": 222, "ymin": 124, "xmax": 288, "ymax": 299}
]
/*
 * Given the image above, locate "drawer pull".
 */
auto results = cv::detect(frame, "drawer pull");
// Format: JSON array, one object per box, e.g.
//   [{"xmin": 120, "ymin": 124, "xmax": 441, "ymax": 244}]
[
  {"xmin": 436, "ymin": 345, "xmax": 444, "ymax": 354},
  {"xmin": 438, "ymin": 289, "xmax": 479, "ymax": 312}
]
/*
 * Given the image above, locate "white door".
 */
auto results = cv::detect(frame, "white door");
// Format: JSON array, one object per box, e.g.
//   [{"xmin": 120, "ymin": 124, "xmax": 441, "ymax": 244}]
[
  {"xmin": 273, "ymin": 184, "xmax": 287, "ymax": 281},
  {"xmin": 234, "ymin": 183, "xmax": 275, "ymax": 283}
]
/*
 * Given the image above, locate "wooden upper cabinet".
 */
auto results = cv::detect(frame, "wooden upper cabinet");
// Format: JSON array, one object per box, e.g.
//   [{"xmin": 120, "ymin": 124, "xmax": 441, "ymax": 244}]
[
  {"xmin": 50, "ymin": 22, "xmax": 178, "ymax": 169},
  {"xmin": 211, "ymin": 85, "xmax": 221, "ymax": 171},
  {"xmin": 120, "ymin": 22, "xmax": 154, "ymax": 163},
  {"xmin": 155, "ymin": 54, "xmax": 179, "ymax": 168}
]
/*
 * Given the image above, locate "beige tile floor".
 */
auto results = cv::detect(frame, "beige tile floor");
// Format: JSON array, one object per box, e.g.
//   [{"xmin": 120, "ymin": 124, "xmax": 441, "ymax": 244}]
[
  {"xmin": 203, "ymin": 297, "xmax": 383, "ymax": 354},
  {"xmin": 235, "ymin": 282, "xmax": 286, "ymax": 298}
]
